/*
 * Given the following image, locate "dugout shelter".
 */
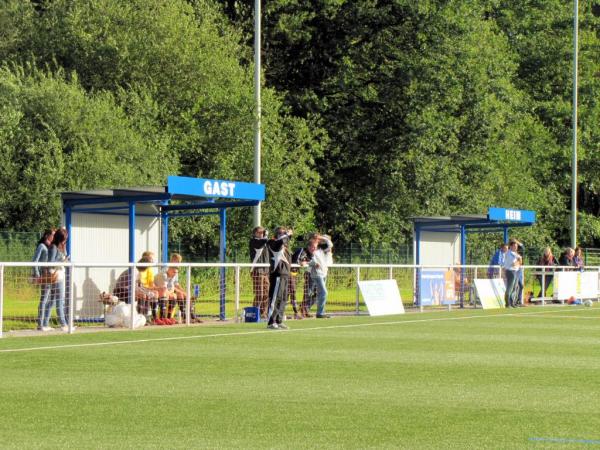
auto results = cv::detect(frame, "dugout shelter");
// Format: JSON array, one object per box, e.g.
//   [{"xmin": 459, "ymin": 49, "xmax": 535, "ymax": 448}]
[
  {"xmin": 411, "ymin": 207, "xmax": 536, "ymax": 306},
  {"xmin": 61, "ymin": 175, "xmax": 265, "ymax": 321}
]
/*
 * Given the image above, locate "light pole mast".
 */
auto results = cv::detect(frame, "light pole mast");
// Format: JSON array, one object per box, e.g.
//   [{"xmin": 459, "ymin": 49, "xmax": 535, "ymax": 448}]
[
  {"xmin": 571, "ymin": 0, "xmax": 579, "ymax": 248},
  {"xmin": 253, "ymin": 0, "xmax": 262, "ymax": 227}
]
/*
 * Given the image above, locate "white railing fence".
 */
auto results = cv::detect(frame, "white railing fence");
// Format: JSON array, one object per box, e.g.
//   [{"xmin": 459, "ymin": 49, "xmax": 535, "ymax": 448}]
[{"xmin": 1, "ymin": 262, "xmax": 598, "ymax": 337}]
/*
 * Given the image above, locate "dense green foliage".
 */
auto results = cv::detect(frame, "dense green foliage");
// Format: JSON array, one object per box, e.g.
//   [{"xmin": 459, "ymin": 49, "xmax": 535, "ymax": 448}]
[
  {"xmin": 1, "ymin": 0, "xmax": 599, "ymax": 253},
  {"xmin": 0, "ymin": 0, "xmax": 322, "ymax": 252},
  {"xmin": 223, "ymin": 0, "xmax": 600, "ymax": 247}
]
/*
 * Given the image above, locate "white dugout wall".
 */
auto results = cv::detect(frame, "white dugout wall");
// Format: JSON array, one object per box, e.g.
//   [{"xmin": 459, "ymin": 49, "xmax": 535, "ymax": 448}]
[
  {"xmin": 417, "ymin": 231, "xmax": 461, "ymax": 266},
  {"xmin": 69, "ymin": 208, "xmax": 160, "ymax": 319}
]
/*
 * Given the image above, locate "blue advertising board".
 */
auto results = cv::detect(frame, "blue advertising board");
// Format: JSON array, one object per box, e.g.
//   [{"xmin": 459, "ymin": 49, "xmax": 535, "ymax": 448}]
[
  {"xmin": 167, "ymin": 175, "xmax": 265, "ymax": 201},
  {"xmin": 488, "ymin": 207, "xmax": 536, "ymax": 223},
  {"xmin": 419, "ymin": 269, "xmax": 456, "ymax": 306}
]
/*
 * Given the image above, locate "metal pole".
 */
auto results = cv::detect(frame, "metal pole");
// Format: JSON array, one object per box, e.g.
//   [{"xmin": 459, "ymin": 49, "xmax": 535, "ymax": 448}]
[
  {"xmin": 186, "ymin": 264, "xmax": 191, "ymax": 326},
  {"xmin": 235, "ymin": 266, "xmax": 241, "ymax": 323},
  {"xmin": 571, "ymin": 0, "xmax": 579, "ymax": 248},
  {"xmin": 129, "ymin": 203, "xmax": 136, "ymax": 330},
  {"xmin": 219, "ymin": 208, "xmax": 227, "ymax": 320},
  {"xmin": 161, "ymin": 212, "xmax": 169, "ymax": 264},
  {"xmin": 68, "ymin": 262, "xmax": 74, "ymax": 333},
  {"xmin": 355, "ymin": 267, "xmax": 360, "ymax": 315},
  {"xmin": 253, "ymin": 0, "xmax": 262, "ymax": 227}
]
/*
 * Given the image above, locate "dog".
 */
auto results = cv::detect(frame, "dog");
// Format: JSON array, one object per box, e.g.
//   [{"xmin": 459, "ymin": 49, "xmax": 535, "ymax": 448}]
[{"xmin": 99, "ymin": 291, "xmax": 119, "ymax": 305}]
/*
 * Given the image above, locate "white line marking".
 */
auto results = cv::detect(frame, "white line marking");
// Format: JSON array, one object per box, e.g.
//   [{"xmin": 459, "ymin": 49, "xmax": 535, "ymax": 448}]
[
  {"xmin": 516, "ymin": 313, "xmax": 600, "ymax": 320},
  {"xmin": 0, "ymin": 308, "xmax": 595, "ymax": 353}
]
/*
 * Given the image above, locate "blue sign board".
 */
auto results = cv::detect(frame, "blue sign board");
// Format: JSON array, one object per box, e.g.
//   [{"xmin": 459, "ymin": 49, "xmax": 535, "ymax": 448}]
[
  {"xmin": 419, "ymin": 269, "xmax": 456, "ymax": 306},
  {"xmin": 488, "ymin": 207, "xmax": 535, "ymax": 223},
  {"xmin": 167, "ymin": 176, "xmax": 265, "ymax": 201}
]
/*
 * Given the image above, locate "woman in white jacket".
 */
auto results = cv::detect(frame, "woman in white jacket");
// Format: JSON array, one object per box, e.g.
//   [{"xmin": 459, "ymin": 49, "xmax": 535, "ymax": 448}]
[{"xmin": 308, "ymin": 234, "xmax": 333, "ymax": 318}]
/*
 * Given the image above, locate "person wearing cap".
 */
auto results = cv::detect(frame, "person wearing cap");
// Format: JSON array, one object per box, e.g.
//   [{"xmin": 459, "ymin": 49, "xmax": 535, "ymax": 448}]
[{"xmin": 503, "ymin": 239, "xmax": 522, "ymax": 308}]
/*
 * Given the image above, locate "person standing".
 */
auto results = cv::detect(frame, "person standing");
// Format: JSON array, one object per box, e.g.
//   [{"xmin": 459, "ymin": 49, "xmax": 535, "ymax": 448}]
[
  {"xmin": 573, "ymin": 247, "xmax": 584, "ymax": 270},
  {"xmin": 487, "ymin": 243, "xmax": 508, "ymax": 278},
  {"xmin": 47, "ymin": 228, "xmax": 71, "ymax": 331},
  {"xmin": 33, "ymin": 228, "xmax": 55, "ymax": 331},
  {"xmin": 503, "ymin": 238, "xmax": 522, "ymax": 308},
  {"xmin": 299, "ymin": 241, "xmax": 317, "ymax": 317},
  {"xmin": 250, "ymin": 226, "xmax": 270, "ymax": 319},
  {"xmin": 536, "ymin": 247, "xmax": 557, "ymax": 298},
  {"xmin": 513, "ymin": 243, "xmax": 525, "ymax": 307},
  {"xmin": 308, "ymin": 234, "xmax": 333, "ymax": 318},
  {"xmin": 267, "ymin": 227, "xmax": 293, "ymax": 330},
  {"xmin": 289, "ymin": 245, "xmax": 312, "ymax": 319}
]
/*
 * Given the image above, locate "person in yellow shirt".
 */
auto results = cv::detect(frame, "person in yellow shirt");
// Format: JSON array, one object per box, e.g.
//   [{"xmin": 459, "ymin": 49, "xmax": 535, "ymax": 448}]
[{"xmin": 137, "ymin": 251, "xmax": 159, "ymax": 321}]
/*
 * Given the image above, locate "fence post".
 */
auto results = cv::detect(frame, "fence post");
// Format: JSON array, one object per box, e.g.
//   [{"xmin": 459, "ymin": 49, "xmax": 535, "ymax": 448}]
[
  {"xmin": 235, "ymin": 266, "xmax": 240, "ymax": 323},
  {"xmin": 186, "ymin": 264, "xmax": 191, "ymax": 326},
  {"xmin": 68, "ymin": 262, "xmax": 74, "ymax": 333},
  {"xmin": 355, "ymin": 267, "xmax": 361, "ymax": 315},
  {"xmin": 129, "ymin": 266, "xmax": 135, "ymax": 330}
]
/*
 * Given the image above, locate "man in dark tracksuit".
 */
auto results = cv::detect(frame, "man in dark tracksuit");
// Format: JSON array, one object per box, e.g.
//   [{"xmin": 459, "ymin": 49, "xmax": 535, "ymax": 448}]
[
  {"xmin": 267, "ymin": 227, "xmax": 293, "ymax": 330},
  {"xmin": 289, "ymin": 246, "xmax": 312, "ymax": 319},
  {"xmin": 249, "ymin": 226, "xmax": 270, "ymax": 319}
]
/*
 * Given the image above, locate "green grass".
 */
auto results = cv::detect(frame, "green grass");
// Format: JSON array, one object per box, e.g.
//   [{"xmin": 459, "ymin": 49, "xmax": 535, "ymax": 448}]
[{"xmin": 1, "ymin": 307, "xmax": 599, "ymax": 449}]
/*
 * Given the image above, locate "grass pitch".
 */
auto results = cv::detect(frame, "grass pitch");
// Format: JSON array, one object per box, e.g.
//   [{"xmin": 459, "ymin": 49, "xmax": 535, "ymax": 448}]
[{"xmin": 1, "ymin": 306, "xmax": 599, "ymax": 449}]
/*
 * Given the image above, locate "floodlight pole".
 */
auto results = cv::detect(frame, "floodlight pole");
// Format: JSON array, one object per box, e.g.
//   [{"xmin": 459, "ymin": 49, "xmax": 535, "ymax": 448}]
[
  {"xmin": 571, "ymin": 0, "xmax": 579, "ymax": 248},
  {"xmin": 253, "ymin": 0, "xmax": 262, "ymax": 227}
]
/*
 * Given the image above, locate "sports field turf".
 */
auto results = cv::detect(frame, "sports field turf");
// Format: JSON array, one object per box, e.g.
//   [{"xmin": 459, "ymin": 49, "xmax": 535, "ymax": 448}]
[{"xmin": 0, "ymin": 306, "xmax": 599, "ymax": 449}]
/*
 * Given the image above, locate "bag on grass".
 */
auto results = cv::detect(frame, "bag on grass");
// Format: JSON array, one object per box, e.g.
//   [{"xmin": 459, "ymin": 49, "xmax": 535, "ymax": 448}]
[{"xmin": 35, "ymin": 271, "xmax": 59, "ymax": 285}]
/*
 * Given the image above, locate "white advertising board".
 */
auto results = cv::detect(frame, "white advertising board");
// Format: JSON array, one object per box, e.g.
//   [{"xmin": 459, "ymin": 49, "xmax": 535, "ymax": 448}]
[
  {"xmin": 358, "ymin": 280, "xmax": 405, "ymax": 316},
  {"xmin": 474, "ymin": 279, "xmax": 506, "ymax": 309},
  {"xmin": 554, "ymin": 271, "xmax": 599, "ymax": 300}
]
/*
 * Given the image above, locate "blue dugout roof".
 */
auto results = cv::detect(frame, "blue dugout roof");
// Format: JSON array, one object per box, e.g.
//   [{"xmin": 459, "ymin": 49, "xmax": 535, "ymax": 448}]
[
  {"xmin": 411, "ymin": 207, "xmax": 536, "ymax": 265},
  {"xmin": 61, "ymin": 176, "xmax": 265, "ymax": 320}
]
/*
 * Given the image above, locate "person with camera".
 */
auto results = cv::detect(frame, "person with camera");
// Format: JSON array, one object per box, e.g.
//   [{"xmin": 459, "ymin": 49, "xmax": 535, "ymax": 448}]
[
  {"xmin": 308, "ymin": 234, "xmax": 334, "ymax": 318},
  {"xmin": 266, "ymin": 227, "xmax": 293, "ymax": 329},
  {"xmin": 289, "ymin": 242, "xmax": 314, "ymax": 319},
  {"xmin": 250, "ymin": 226, "xmax": 270, "ymax": 319}
]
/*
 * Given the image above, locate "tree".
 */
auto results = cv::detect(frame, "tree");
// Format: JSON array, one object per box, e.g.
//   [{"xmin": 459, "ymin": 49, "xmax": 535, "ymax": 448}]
[
  {"xmin": 219, "ymin": 0, "xmax": 577, "ymax": 247},
  {"xmin": 0, "ymin": 0, "xmax": 324, "ymax": 253},
  {"xmin": 0, "ymin": 64, "xmax": 175, "ymax": 230},
  {"xmin": 491, "ymin": 0, "xmax": 600, "ymax": 246}
]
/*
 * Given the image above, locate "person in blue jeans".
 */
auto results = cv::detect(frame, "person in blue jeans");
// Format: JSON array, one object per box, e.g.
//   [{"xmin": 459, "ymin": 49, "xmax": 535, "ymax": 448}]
[
  {"xmin": 308, "ymin": 234, "xmax": 333, "ymax": 318},
  {"xmin": 33, "ymin": 228, "xmax": 56, "ymax": 331},
  {"xmin": 46, "ymin": 228, "xmax": 72, "ymax": 332},
  {"xmin": 503, "ymin": 238, "xmax": 522, "ymax": 308}
]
